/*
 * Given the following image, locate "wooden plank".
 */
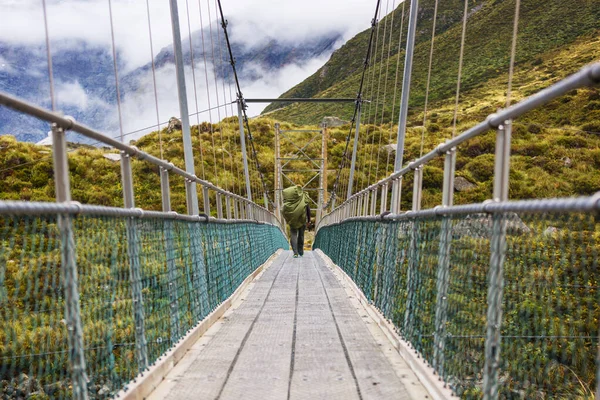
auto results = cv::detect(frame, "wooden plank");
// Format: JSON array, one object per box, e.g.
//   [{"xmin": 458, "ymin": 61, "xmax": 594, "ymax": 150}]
[
  {"xmin": 289, "ymin": 255, "xmax": 360, "ymax": 400},
  {"xmin": 148, "ymin": 251, "xmax": 431, "ymax": 400},
  {"xmin": 217, "ymin": 255, "xmax": 299, "ymax": 398},
  {"xmin": 310, "ymin": 253, "xmax": 413, "ymax": 400},
  {"xmin": 160, "ymin": 253, "xmax": 290, "ymax": 400}
]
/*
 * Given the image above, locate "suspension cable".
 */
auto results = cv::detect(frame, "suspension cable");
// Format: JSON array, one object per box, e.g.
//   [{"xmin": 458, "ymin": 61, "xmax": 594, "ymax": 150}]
[
  {"xmin": 41, "ymin": 0, "xmax": 56, "ymax": 112},
  {"xmin": 374, "ymin": 0, "xmax": 396, "ymax": 181},
  {"xmin": 386, "ymin": 1, "xmax": 406, "ymax": 176},
  {"xmin": 452, "ymin": 0, "xmax": 469, "ymax": 139},
  {"xmin": 372, "ymin": 0, "xmax": 392, "ymax": 186},
  {"xmin": 421, "ymin": 0, "xmax": 439, "ymax": 157},
  {"xmin": 197, "ymin": 0, "xmax": 219, "ymax": 183},
  {"xmin": 506, "ymin": 0, "xmax": 521, "ymax": 108},
  {"xmin": 214, "ymin": 0, "xmax": 239, "ymax": 194},
  {"xmin": 207, "ymin": 0, "xmax": 227, "ymax": 189},
  {"xmin": 363, "ymin": 4, "xmax": 383, "ymax": 190},
  {"xmin": 326, "ymin": 0, "xmax": 382, "ymax": 207},
  {"xmin": 216, "ymin": 0, "xmax": 272, "ymax": 206},
  {"xmin": 145, "ymin": 0, "xmax": 163, "ymax": 159},
  {"xmin": 107, "ymin": 0, "xmax": 124, "ymax": 141},
  {"xmin": 185, "ymin": 0, "xmax": 206, "ymax": 178}
]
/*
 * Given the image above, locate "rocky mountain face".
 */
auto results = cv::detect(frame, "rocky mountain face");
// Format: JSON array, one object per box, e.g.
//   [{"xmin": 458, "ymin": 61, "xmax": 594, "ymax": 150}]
[{"xmin": 0, "ymin": 21, "xmax": 342, "ymax": 143}]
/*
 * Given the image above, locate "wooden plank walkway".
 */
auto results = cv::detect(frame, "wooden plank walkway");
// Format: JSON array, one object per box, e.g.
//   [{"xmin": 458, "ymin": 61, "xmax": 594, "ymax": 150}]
[{"xmin": 148, "ymin": 251, "xmax": 431, "ymax": 400}]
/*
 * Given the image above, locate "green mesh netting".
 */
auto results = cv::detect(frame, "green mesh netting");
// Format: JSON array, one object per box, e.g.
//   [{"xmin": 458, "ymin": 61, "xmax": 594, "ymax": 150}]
[
  {"xmin": 315, "ymin": 212, "xmax": 599, "ymax": 398},
  {"xmin": 0, "ymin": 214, "xmax": 287, "ymax": 399}
]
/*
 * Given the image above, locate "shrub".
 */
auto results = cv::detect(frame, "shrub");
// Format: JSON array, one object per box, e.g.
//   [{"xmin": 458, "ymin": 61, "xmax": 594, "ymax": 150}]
[
  {"xmin": 580, "ymin": 121, "xmax": 600, "ymax": 133},
  {"xmin": 555, "ymin": 135, "xmax": 589, "ymax": 148},
  {"xmin": 465, "ymin": 154, "xmax": 495, "ymax": 182},
  {"xmin": 527, "ymin": 123, "xmax": 542, "ymax": 134}
]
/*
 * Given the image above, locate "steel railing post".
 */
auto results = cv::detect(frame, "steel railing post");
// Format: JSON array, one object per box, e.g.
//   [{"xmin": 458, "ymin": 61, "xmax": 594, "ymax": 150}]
[
  {"xmin": 391, "ymin": 177, "xmax": 402, "ymax": 214},
  {"xmin": 160, "ymin": 166, "xmax": 180, "ymax": 344},
  {"xmin": 412, "ymin": 166, "xmax": 423, "ymax": 212},
  {"xmin": 216, "ymin": 193, "xmax": 223, "ymax": 219},
  {"xmin": 225, "ymin": 196, "xmax": 232, "ymax": 219},
  {"xmin": 404, "ymin": 215, "xmax": 420, "ymax": 341},
  {"xmin": 370, "ymin": 188, "xmax": 377, "ymax": 216},
  {"xmin": 120, "ymin": 151, "xmax": 148, "ymax": 372},
  {"xmin": 432, "ymin": 149, "xmax": 456, "ymax": 376},
  {"xmin": 233, "ymin": 199, "xmax": 239, "ymax": 219},
  {"xmin": 52, "ymin": 124, "xmax": 89, "ymax": 400},
  {"xmin": 483, "ymin": 121, "xmax": 512, "ymax": 399},
  {"xmin": 160, "ymin": 166, "xmax": 171, "ymax": 212},
  {"xmin": 203, "ymin": 186, "xmax": 210, "ymax": 216},
  {"xmin": 381, "ymin": 183, "xmax": 388, "ymax": 214}
]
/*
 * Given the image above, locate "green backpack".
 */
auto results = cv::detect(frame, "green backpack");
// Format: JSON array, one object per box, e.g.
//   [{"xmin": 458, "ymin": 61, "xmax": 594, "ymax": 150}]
[{"xmin": 282, "ymin": 186, "xmax": 310, "ymax": 229}]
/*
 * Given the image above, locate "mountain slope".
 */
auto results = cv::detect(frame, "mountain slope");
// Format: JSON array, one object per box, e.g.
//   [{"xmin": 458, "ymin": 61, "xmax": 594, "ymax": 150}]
[{"xmin": 264, "ymin": 0, "xmax": 600, "ymax": 127}]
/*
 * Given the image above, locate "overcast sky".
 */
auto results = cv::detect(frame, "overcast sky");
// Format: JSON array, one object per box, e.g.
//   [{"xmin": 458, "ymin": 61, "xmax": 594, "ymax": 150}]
[
  {"xmin": 1, "ymin": 0, "xmax": 380, "ymax": 70},
  {"xmin": 1, "ymin": 0, "xmax": 396, "ymax": 138}
]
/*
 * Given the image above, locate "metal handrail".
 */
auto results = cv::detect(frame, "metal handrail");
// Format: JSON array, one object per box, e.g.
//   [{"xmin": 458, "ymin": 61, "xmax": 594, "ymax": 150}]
[
  {"xmin": 0, "ymin": 91, "xmax": 253, "ymax": 206},
  {"xmin": 0, "ymin": 91, "xmax": 285, "ymax": 233},
  {"xmin": 318, "ymin": 62, "xmax": 600, "ymax": 230}
]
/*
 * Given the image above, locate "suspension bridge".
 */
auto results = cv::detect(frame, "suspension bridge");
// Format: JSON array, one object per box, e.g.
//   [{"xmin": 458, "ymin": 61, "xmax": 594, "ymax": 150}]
[{"xmin": 0, "ymin": 0, "xmax": 599, "ymax": 399}]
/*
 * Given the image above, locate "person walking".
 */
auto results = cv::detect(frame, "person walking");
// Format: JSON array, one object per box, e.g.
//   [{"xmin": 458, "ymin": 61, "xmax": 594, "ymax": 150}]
[{"xmin": 282, "ymin": 185, "xmax": 311, "ymax": 258}]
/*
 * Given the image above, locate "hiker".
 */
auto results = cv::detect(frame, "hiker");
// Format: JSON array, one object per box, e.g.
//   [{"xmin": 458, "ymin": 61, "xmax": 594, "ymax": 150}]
[{"xmin": 282, "ymin": 185, "xmax": 311, "ymax": 258}]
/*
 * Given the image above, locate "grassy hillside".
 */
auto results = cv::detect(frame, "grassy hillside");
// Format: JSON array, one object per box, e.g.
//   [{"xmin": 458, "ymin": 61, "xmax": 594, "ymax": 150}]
[{"xmin": 1, "ymin": 98, "xmax": 599, "ymax": 215}]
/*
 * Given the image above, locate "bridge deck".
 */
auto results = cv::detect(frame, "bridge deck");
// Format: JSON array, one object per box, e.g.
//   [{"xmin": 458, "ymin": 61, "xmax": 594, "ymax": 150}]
[{"xmin": 148, "ymin": 251, "xmax": 430, "ymax": 400}]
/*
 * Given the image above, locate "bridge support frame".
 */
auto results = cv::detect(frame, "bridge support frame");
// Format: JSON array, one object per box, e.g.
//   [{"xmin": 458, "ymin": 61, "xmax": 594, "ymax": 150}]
[
  {"xmin": 237, "ymin": 100, "xmax": 253, "ymax": 202},
  {"xmin": 168, "ymin": 0, "xmax": 199, "ymax": 216},
  {"xmin": 52, "ymin": 124, "xmax": 89, "ymax": 400},
  {"xmin": 347, "ymin": 101, "xmax": 362, "ymax": 199},
  {"xmin": 274, "ymin": 124, "xmax": 328, "ymax": 229}
]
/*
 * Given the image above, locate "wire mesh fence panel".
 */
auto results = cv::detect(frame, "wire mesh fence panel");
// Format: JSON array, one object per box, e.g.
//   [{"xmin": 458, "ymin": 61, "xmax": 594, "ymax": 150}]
[
  {"xmin": 0, "ymin": 212, "xmax": 286, "ymax": 399},
  {"xmin": 315, "ymin": 209, "xmax": 599, "ymax": 398}
]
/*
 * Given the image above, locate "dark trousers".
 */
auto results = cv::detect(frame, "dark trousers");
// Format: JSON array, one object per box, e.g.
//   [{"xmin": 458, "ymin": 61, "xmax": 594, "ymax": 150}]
[{"xmin": 290, "ymin": 226, "xmax": 305, "ymax": 256}]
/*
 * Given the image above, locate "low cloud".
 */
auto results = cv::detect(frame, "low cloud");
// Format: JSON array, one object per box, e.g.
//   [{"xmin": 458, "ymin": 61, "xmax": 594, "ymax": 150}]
[
  {"xmin": 116, "ymin": 53, "xmax": 333, "ymax": 140},
  {"xmin": 0, "ymin": 0, "xmax": 385, "ymax": 72},
  {"xmin": 55, "ymin": 81, "xmax": 90, "ymax": 109}
]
